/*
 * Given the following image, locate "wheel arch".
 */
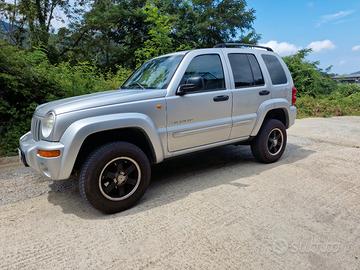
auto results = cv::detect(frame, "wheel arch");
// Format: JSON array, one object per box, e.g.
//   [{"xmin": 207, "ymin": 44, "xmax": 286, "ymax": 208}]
[
  {"xmin": 264, "ymin": 108, "xmax": 289, "ymax": 128},
  {"xmin": 73, "ymin": 127, "xmax": 157, "ymax": 174},
  {"xmin": 58, "ymin": 113, "xmax": 164, "ymax": 179},
  {"xmin": 251, "ymin": 99, "xmax": 290, "ymax": 136}
]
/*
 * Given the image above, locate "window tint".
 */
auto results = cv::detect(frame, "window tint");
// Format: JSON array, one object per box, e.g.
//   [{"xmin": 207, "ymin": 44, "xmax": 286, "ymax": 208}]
[
  {"xmin": 228, "ymin": 53, "xmax": 264, "ymax": 88},
  {"xmin": 228, "ymin": 54, "xmax": 253, "ymax": 87},
  {"xmin": 180, "ymin": 54, "xmax": 225, "ymax": 92},
  {"xmin": 248, "ymin": 55, "xmax": 265, "ymax": 86},
  {"xmin": 262, "ymin": 54, "xmax": 288, "ymax": 85}
]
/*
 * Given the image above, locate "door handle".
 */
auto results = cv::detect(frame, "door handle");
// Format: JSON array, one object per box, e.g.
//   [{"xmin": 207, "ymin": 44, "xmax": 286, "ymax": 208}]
[
  {"xmin": 213, "ymin": 95, "xmax": 229, "ymax": 102},
  {"xmin": 259, "ymin": 90, "xmax": 270, "ymax": 96}
]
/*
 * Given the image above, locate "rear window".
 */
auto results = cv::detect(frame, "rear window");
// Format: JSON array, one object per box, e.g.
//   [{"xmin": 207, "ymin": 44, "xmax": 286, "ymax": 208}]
[
  {"xmin": 228, "ymin": 54, "xmax": 264, "ymax": 88},
  {"xmin": 262, "ymin": 54, "xmax": 288, "ymax": 85}
]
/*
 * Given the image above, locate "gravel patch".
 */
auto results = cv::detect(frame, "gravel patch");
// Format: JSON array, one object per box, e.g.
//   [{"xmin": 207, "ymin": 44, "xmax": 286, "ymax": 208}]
[{"xmin": 0, "ymin": 117, "xmax": 359, "ymax": 270}]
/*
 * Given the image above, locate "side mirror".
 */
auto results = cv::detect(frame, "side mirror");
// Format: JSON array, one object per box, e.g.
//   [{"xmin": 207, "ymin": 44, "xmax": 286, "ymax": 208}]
[
  {"xmin": 177, "ymin": 84, "xmax": 197, "ymax": 96},
  {"xmin": 177, "ymin": 76, "xmax": 204, "ymax": 96}
]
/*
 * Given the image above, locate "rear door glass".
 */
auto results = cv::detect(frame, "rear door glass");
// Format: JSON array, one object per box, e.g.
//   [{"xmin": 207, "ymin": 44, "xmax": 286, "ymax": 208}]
[{"xmin": 228, "ymin": 53, "xmax": 264, "ymax": 88}]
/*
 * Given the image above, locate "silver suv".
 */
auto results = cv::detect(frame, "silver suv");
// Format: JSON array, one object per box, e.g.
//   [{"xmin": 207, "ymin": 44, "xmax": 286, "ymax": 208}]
[{"xmin": 19, "ymin": 43, "xmax": 297, "ymax": 213}]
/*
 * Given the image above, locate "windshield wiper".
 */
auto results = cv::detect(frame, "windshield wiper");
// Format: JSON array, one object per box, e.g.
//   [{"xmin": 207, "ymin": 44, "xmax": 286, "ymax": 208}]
[{"xmin": 126, "ymin": 82, "xmax": 146, "ymax": 89}]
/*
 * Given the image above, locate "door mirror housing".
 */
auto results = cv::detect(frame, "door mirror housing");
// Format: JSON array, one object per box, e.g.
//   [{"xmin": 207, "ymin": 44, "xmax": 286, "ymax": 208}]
[
  {"xmin": 177, "ymin": 77, "xmax": 204, "ymax": 96},
  {"xmin": 177, "ymin": 84, "xmax": 197, "ymax": 96}
]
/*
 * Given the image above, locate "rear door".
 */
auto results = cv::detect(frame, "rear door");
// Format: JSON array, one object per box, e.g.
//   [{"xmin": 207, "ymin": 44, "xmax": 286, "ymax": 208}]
[
  {"xmin": 166, "ymin": 53, "xmax": 232, "ymax": 152},
  {"xmin": 224, "ymin": 52, "xmax": 271, "ymax": 139}
]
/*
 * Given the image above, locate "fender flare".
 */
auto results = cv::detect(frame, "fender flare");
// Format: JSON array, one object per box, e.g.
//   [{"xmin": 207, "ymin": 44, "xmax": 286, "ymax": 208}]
[
  {"xmin": 250, "ymin": 98, "xmax": 290, "ymax": 136},
  {"xmin": 57, "ymin": 113, "xmax": 164, "ymax": 179}
]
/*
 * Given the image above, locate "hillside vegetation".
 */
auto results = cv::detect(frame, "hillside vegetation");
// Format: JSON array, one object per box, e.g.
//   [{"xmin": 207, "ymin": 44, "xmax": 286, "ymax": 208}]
[
  {"xmin": 283, "ymin": 49, "xmax": 360, "ymax": 118},
  {"xmin": 1, "ymin": 0, "xmax": 359, "ymax": 156}
]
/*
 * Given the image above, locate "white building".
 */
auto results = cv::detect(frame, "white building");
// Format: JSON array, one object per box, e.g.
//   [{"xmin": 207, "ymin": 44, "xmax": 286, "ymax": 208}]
[{"xmin": 333, "ymin": 71, "xmax": 360, "ymax": 84}]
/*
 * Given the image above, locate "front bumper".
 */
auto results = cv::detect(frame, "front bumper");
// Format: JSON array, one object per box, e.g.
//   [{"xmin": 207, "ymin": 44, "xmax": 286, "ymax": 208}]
[{"xmin": 19, "ymin": 132, "xmax": 65, "ymax": 179}]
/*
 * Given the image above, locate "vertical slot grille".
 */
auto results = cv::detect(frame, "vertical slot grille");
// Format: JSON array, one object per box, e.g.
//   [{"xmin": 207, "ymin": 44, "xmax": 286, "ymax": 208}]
[{"xmin": 31, "ymin": 117, "xmax": 41, "ymax": 141}]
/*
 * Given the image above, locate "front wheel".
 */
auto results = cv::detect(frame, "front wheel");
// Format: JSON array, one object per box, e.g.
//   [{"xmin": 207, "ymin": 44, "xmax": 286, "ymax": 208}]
[
  {"xmin": 251, "ymin": 119, "xmax": 287, "ymax": 163},
  {"xmin": 79, "ymin": 142, "xmax": 151, "ymax": 214}
]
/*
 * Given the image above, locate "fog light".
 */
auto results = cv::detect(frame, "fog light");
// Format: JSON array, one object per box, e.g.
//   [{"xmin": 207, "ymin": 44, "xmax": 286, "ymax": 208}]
[{"xmin": 37, "ymin": 149, "xmax": 61, "ymax": 158}]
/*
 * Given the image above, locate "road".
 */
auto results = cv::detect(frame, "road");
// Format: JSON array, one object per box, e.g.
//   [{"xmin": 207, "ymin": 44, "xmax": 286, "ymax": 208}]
[{"xmin": 0, "ymin": 117, "xmax": 359, "ymax": 270}]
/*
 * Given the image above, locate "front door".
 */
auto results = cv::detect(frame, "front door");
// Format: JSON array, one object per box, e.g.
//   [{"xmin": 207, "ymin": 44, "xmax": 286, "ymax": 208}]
[{"xmin": 166, "ymin": 54, "xmax": 232, "ymax": 152}]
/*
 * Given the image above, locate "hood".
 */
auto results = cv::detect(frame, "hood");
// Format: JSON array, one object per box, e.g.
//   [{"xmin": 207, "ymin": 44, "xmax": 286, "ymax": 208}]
[{"xmin": 35, "ymin": 89, "xmax": 167, "ymax": 116}]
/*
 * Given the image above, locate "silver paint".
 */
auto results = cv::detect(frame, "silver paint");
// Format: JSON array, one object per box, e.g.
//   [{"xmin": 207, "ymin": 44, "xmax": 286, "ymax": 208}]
[{"xmin": 19, "ymin": 48, "xmax": 296, "ymax": 180}]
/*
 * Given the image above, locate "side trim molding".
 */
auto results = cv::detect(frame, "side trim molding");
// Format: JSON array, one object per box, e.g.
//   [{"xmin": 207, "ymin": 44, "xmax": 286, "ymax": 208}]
[{"xmin": 172, "ymin": 124, "xmax": 231, "ymax": 138}]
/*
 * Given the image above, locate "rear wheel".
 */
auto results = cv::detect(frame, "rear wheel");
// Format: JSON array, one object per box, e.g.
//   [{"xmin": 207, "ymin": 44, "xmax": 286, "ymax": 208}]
[
  {"xmin": 251, "ymin": 119, "xmax": 287, "ymax": 163},
  {"xmin": 79, "ymin": 142, "xmax": 151, "ymax": 214}
]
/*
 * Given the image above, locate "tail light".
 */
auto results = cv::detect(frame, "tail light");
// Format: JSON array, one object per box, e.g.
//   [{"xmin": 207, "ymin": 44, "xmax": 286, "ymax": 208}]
[{"xmin": 292, "ymin": 86, "xmax": 297, "ymax": 105}]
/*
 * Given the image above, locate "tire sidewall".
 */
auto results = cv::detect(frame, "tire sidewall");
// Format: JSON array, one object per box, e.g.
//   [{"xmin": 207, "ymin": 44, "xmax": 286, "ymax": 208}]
[
  {"xmin": 252, "ymin": 119, "xmax": 287, "ymax": 163},
  {"xmin": 80, "ymin": 142, "xmax": 151, "ymax": 213},
  {"xmin": 264, "ymin": 120, "xmax": 287, "ymax": 161}
]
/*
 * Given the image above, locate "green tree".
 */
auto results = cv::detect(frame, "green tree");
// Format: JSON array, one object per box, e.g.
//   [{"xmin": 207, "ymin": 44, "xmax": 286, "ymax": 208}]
[
  {"xmin": 135, "ymin": 1, "xmax": 174, "ymax": 65},
  {"xmin": 0, "ymin": 0, "xmax": 87, "ymax": 50},
  {"xmin": 58, "ymin": 0, "xmax": 148, "ymax": 68},
  {"xmin": 283, "ymin": 49, "xmax": 336, "ymax": 97},
  {"xmin": 59, "ymin": 0, "xmax": 259, "ymax": 69},
  {"xmin": 164, "ymin": 0, "xmax": 259, "ymax": 49}
]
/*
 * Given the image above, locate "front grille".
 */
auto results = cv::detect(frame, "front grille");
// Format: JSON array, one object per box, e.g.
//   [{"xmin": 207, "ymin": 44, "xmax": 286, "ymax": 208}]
[{"xmin": 31, "ymin": 116, "xmax": 42, "ymax": 141}]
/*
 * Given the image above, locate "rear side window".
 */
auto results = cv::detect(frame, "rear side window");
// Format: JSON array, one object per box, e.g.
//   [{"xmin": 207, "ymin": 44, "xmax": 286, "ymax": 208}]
[
  {"xmin": 248, "ymin": 55, "xmax": 265, "ymax": 85},
  {"xmin": 261, "ymin": 54, "xmax": 287, "ymax": 85},
  {"xmin": 228, "ymin": 54, "xmax": 264, "ymax": 88}
]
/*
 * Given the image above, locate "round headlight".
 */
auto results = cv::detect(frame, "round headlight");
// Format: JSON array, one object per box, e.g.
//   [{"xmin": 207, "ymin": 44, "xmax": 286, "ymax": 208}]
[{"xmin": 41, "ymin": 112, "xmax": 55, "ymax": 138}]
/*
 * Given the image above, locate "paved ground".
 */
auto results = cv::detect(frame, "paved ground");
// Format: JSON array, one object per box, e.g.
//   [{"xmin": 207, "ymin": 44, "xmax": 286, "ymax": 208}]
[{"xmin": 0, "ymin": 117, "xmax": 359, "ymax": 270}]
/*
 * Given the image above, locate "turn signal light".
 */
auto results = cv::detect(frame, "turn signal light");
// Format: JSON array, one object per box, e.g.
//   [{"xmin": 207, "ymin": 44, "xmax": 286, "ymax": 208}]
[{"xmin": 37, "ymin": 149, "xmax": 61, "ymax": 158}]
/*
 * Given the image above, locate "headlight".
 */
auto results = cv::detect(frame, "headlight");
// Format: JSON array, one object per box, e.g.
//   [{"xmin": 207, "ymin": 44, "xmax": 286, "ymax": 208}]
[{"xmin": 41, "ymin": 112, "xmax": 56, "ymax": 138}]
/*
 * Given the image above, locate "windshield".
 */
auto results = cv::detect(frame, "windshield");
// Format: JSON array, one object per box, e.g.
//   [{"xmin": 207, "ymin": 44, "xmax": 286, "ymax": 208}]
[{"xmin": 121, "ymin": 55, "xmax": 184, "ymax": 89}]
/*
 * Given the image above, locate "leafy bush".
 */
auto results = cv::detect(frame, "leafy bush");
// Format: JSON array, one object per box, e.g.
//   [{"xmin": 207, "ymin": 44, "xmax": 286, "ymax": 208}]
[
  {"xmin": 0, "ymin": 41, "xmax": 131, "ymax": 155},
  {"xmin": 284, "ymin": 49, "xmax": 360, "ymax": 118},
  {"xmin": 297, "ymin": 90, "xmax": 360, "ymax": 118},
  {"xmin": 283, "ymin": 49, "xmax": 337, "ymax": 97},
  {"xmin": 334, "ymin": 83, "xmax": 360, "ymax": 96},
  {"xmin": 0, "ymin": 42, "xmax": 62, "ymax": 155}
]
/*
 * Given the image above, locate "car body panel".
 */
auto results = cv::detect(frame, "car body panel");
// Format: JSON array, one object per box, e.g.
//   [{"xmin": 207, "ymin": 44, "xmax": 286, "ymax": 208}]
[
  {"xmin": 165, "ymin": 49, "xmax": 233, "ymax": 152},
  {"xmin": 47, "ymin": 90, "xmax": 167, "ymax": 142},
  {"xmin": 221, "ymin": 49, "xmax": 273, "ymax": 139}
]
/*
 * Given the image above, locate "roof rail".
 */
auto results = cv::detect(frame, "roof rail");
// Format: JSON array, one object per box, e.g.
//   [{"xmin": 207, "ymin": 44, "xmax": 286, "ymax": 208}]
[{"xmin": 214, "ymin": 43, "xmax": 273, "ymax": 52}]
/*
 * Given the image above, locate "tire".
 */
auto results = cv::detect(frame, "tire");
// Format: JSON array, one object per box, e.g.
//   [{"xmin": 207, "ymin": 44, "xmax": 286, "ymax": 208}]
[
  {"xmin": 251, "ymin": 119, "xmax": 287, "ymax": 163},
  {"xmin": 79, "ymin": 142, "xmax": 151, "ymax": 214}
]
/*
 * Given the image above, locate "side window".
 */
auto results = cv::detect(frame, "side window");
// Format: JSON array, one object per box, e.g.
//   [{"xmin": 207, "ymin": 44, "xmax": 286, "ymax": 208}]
[
  {"xmin": 248, "ymin": 55, "xmax": 265, "ymax": 86},
  {"xmin": 180, "ymin": 54, "xmax": 225, "ymax": 92},
  {"xmin": 261, "ymin": 54, "xmax": 288, "ymax": 85},
  {"xmin": 228, "ymin": 54, "xmax": 253, "ymax": 87},
  {"xmin": 228, "ymin": 53, "xmax": 265, "ymax": 88}
]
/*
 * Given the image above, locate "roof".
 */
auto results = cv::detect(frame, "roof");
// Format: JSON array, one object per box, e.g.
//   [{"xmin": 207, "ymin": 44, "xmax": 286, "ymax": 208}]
[
  {"xmin": 154, "ymin": 46, "xmax": 277, "ymax": 59},
  {"xmin": 333, "ymin": 73, "xmax": 360, "ymax": 79}
]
